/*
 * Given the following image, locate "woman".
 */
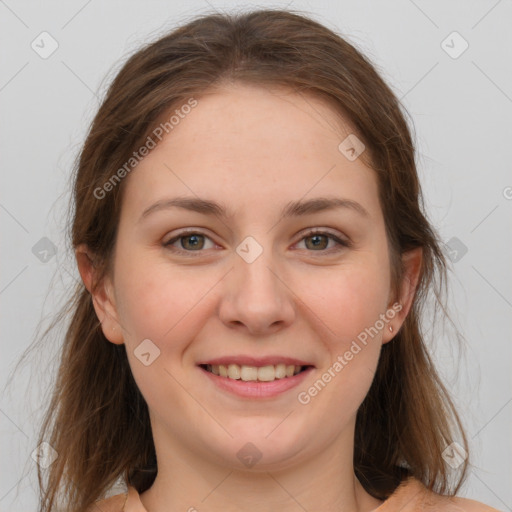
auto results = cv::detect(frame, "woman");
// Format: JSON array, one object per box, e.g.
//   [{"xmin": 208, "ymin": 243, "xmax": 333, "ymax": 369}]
[{"xmin": 34, "ymin": 9, "xmax": 500, "ymax": 512}]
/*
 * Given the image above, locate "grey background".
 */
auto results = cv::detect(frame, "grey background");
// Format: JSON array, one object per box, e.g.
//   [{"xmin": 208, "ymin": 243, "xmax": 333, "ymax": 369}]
[{"xmin": 1, "ymin": 0, "xmax": 511, "ymax": 510}]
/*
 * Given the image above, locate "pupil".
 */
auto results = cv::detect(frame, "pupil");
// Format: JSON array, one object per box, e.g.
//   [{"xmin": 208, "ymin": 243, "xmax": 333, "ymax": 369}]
[
  {"xmin": 307, "ymin": 234, "xmax": 327, "ymax": 250},
  {"xmin": 183, "ymin": 235, "xmax": 203, "ymax": 250}
]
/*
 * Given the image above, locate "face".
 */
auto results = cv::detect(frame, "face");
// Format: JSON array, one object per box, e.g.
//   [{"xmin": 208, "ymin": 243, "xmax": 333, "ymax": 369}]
[{"xmin": 85, "ymin": 83, "xmax": 410, "ymax": 472}]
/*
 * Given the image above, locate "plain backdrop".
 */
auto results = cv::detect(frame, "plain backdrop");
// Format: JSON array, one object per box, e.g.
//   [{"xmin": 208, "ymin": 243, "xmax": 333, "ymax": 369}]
[{"xmin": 1, "ymin": 1, "xmax": 511, "ymax": 510}]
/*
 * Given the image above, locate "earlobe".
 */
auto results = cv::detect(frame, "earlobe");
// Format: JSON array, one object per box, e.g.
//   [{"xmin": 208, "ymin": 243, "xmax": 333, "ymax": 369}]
[
  {"xmin": 383, "ymin": 247, "xmax": 423, "ymax": 344},
  {"xmin": 75, "ymin": 244, "xmax": 124, "ymax": 345}
]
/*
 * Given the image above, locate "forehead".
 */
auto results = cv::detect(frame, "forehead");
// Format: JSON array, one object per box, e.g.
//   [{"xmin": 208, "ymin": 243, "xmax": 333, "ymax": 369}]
[{"xmin": 120, "ymin": 84, "xmax": 381, "ymax": 222}]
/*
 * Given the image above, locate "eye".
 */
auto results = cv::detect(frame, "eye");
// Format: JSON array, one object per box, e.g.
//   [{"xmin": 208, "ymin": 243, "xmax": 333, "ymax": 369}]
[
  {"xmin": 295, "ymin": 230, "xmax": 350, "ymax": 252},
  {"xmin": 163, "ymin": 231, "xmax": 217, "ymax": 253},
  {"xmin": 162, "ymin": 228, "xmax": 350, "ymax": 256}
]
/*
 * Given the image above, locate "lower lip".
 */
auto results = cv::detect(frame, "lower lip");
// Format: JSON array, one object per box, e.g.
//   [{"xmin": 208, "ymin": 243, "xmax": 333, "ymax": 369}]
[{"xmin": 198, "ymin": 366, "xmax": 314, "ymax": 398}]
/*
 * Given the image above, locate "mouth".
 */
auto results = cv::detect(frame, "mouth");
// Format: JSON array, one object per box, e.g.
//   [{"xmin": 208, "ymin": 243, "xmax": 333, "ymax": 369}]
[
  {"xmin": 199, "ymin": 363, "xmax": 313, "ymax": 382},
  {"xmin": 198, "ymin": 362, "xmax": 315, "ymax": 399}
]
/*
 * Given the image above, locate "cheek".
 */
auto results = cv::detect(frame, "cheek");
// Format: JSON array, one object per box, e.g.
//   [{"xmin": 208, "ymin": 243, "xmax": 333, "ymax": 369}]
[
  {"xmin": 113, "ymin": 257, "xmax": 211, "ymax": 405},
  {"xmin": 115, "ymin": 268, "xmax": 171, "ymax": 341},
  {"xmin": 296, "ymin": 264, "xmax": 389, "ymax": 412},
  {"xmin": 114, "ymin": 254, "xmax": 218, "ymax": 347},
  {"xmin": 298, "ymin": 259, "xmax": 390, "ymax": 340}
]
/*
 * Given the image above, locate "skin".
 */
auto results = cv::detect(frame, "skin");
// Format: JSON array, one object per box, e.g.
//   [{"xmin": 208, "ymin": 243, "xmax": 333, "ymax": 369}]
[{"xmin": 77, "ymin": 83, "xmax": 422, "ymax": 512}]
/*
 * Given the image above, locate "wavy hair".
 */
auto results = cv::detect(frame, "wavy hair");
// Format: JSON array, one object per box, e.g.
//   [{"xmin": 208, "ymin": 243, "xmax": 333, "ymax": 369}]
[{"xmin": 14, "ymin": 9, "xmax": 469, "ymax": 511}]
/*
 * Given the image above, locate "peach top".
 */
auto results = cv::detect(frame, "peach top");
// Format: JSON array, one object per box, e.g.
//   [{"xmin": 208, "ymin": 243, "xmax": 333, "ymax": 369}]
[{"xmin": 91, "ymin": 476, "xmax": 502, "ymax": 511}]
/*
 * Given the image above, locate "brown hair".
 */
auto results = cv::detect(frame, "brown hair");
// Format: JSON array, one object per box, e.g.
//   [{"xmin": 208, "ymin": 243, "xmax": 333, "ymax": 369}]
[{"xmin": 21, "ymin": 8, "xmax": 469, "ymax": 511}]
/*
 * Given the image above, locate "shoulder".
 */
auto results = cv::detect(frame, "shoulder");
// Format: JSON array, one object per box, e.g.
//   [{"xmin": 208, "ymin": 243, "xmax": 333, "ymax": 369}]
[
  {"xmin": 87, "ymin": 491, "xmax": 128, "ymax": 512},
  {"xmin": 442, "ymin": 495, "xmax": 503, "ymax": 512},
  {"xmin": 380, "ymin": 477, "xmax": 503, "ymax": 512}
]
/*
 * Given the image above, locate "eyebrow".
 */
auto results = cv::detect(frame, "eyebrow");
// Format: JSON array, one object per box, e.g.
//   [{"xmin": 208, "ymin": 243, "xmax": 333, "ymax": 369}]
[{"xmin": 138, "ymin": 196, "xmax": 369, "ymax": 222}]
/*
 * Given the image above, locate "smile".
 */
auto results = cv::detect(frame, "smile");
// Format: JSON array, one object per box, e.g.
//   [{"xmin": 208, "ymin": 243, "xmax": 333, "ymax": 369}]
[
  {"xmin": 198, "ymin": 363, "xmax": 314, "ymax": 399},
  {"xmin": 201, "ymin": 363, "xmax": 309, "ymax": 382}
]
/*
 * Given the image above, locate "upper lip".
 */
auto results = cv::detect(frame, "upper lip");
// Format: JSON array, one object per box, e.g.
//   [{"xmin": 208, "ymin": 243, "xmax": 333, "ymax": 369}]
[{"xmin": 198, "ymin": 356, "xmax": 315, "ymax": 367}]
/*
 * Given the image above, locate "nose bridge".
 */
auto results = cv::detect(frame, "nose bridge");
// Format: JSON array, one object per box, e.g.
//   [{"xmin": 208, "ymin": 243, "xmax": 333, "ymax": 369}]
[
  {"xmin": 219, "ymin": 240, "xmax": 295, "ymax": 333},
  {"xmin": 235, "ymin": 234, "xmax": 278, "ymax": 291},
  {"xmin": 237, "ymin": 250, "xmax": 280, "ymax": 300}
]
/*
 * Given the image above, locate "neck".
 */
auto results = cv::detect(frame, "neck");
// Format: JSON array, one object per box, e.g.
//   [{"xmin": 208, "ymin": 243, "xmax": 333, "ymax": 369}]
[{"xmin": 139, "ymin": 419, "xmax": 384, "ymax": 512}]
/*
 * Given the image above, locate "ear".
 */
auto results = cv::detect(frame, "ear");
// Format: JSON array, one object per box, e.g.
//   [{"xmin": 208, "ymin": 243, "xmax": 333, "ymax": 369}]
[
  {"xmin": 382, "ymin": 247, "xmax": 423, "ymax": 344},
  {"xmin": 75, "ymin": 243, "xmax": 124, "ymax": 345}
]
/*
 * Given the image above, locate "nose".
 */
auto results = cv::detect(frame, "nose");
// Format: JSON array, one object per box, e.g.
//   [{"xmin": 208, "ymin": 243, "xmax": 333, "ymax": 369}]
[{"xmin": 218, "ymin": 249, "xmax": 296, "ymax": 336}]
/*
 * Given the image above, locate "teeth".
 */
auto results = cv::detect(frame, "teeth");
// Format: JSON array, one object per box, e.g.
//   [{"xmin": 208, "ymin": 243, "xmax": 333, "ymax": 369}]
[
  {"xmin": 240, "ymin": 365, "xmax": 258, "ymax": 381},
  {"xmin": 227, "ymin": 364, "xmax": 240, "ymax": 379},
  {"xmin": 257, "ymin": 365, "xmax": 275, "ymax": 382},
  {"xmin": 274, "ymin": 364, "xmax": 286, "ymax": 379},
  {"xmin": 206, "ymin": 363, "xmax": 305, "ymax": 382}
]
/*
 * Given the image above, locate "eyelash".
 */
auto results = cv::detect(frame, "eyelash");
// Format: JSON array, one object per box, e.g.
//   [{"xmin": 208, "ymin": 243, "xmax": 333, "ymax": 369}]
[{"xmin": 162, "ymin": 228, "xmax": 351, "ymax": 256}]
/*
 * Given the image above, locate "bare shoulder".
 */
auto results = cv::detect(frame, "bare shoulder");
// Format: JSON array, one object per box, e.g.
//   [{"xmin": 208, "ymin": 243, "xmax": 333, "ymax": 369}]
[
  {"xmin": 394, "ymin": 477, "xmax": 503, "ymax": 512},
  {"xmin": 86, "ymin": 492, "xmax": 128, "ymax": 512},
  {"xmin": 446, "ymin": 495, "xmax": 503, "ymax": 512}
]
